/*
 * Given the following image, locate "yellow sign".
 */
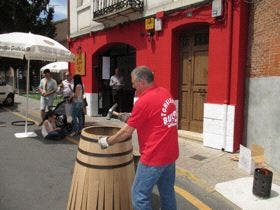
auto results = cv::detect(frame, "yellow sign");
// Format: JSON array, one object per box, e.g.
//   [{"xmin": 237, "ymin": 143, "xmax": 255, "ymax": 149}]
[
  {"xmin": 75, "ymin": 52, "xmax": 85, "ymax": 75},
  {"xmin": 145, "ymin": 18, "xmax": 155, "ymax": 31}
]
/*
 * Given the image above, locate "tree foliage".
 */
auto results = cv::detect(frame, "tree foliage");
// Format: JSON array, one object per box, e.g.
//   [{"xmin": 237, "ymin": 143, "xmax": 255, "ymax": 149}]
[
  {"xmin": 0, "ymin": 0, "xmax": 56, "ymax": 38},
  {"xmin": 0, "ymin": 1, "xmax": 57, "ymax": 90}
]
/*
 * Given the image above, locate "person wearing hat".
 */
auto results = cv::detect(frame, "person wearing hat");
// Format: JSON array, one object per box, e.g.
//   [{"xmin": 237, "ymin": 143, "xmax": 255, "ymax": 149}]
[{"xmin": 38, "ymin": 69, "xmax": 57, "ymax": 124}]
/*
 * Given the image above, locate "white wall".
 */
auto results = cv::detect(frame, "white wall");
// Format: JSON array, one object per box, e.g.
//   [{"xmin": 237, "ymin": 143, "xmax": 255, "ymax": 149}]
[
  {"xmin": 69, "ymin": 0, "xmax": 103, "ymax": 37},
  {"xmin": 144, "ymin": 0, "xmax": 206, "ymax": 17},
  {"xmin": 203, "ymin": 103, "xmax": 235, "ymax": 152},
  {"xmin": 70, "ymin": 0, "xmax": 206, "ymax": 37}
]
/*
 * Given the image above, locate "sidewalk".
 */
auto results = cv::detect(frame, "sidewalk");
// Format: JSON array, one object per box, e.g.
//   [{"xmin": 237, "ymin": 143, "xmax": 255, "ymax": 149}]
[
  {"xmin": 91, "ymin": 116, "xmax": 280, "ymax": 186},
  {"xmin": 13, "ymin": 94, "xmax": 280, "ymax": 209}
]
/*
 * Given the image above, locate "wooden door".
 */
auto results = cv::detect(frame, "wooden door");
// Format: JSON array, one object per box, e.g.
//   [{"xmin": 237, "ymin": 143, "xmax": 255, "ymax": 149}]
[{"xmin": 179, "ymin": 29, "xmax": 209, "ymax": 133}]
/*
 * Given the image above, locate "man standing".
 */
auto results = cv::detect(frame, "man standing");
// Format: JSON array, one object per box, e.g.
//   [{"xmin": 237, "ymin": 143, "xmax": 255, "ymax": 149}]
[
  {"xmin": 109, "ymin": 67, "xmax": 124, "ymax": 111},
  {"xmin": 58, "ymin": 72, "xmax": 73, "ymax": 99},
  {"xmin": 99, "ymin": 66, "xmax": 179, "ymax": 210},
  {"xmin": 38, "ymin": 69, "xmax": 57, "ymax": 124},
  {"xmin": 57, "ymin": 72, "xmax": 73, "ymax": 118}
]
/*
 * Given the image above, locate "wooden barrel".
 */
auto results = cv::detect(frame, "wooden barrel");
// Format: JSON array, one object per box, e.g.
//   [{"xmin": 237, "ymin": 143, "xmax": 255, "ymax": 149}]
[{"xmin": 67, "ymin": 126, "xmax": 135, "ymax": 210}]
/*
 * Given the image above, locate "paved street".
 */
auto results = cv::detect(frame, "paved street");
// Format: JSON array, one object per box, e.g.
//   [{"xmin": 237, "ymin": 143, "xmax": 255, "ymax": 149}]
[
  {"xmin": 0, "ymin": 106, "xmax": 76, "ymax": 210},
  {"xmin": 0, "ymin": 99, "xmax": 240, "ymax": 210}
]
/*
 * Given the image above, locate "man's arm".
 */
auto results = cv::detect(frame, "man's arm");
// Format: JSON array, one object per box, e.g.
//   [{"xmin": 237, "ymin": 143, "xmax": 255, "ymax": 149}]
[
  {"xmin": 109, "ymin": 76, "xmax": 114, "ymax": 87},
  {"xmin": 45, "ymin": 89, "xmax": 56, "ymax": 96},
  {"xmin": 107, "ymin": 125, "xmax": 135, "ymax": 146},
  {"xmin": 38, "ymin": 79, "xmax": 44, "ymax": 93}
]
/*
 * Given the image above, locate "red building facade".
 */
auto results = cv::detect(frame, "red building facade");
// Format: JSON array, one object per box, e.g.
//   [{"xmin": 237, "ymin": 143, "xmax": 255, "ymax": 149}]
[{"xmin": 69, "ymin": 0, "xmax": 248, "ymax": 152}]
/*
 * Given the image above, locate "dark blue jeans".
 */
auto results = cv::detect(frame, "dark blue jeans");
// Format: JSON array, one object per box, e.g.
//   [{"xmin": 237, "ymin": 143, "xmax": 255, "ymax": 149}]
[
  {"xmin": 71, "ymin": 101, "xmax": 84, "ymax": 134},
  {"xmin": 45, "ymin": 129, "xmax": 65, "ymax": 140},
  {"xmin": 132, "ymin": 162, "xmax": 177, "ymax": 210}
]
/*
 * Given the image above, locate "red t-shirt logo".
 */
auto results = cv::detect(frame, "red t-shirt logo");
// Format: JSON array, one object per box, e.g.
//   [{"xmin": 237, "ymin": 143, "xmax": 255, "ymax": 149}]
[{"xmin": 161, "ymin": 98, "xmax": 177, "ymax": 128}]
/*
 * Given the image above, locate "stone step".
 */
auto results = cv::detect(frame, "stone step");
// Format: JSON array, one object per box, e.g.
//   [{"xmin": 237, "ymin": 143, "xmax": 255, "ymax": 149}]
[{"xmin": 178, "ymin": 130, "xmax": 203, "ymax": 142}]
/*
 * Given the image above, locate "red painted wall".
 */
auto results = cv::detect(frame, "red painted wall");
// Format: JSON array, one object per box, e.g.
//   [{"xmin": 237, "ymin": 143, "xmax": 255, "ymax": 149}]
[
  {"xmin": 69, "ymin": 0, "xmax": 248, "ymax": 152},
  {"xmin": 230, "ymin": 0, "xmax": 248, "ymax": 150},
  {"xmin": 69, "ymin": 36, "xmax": 94, "ymax": 93},
  {"xmin": 207, "ymin": 24, "xmax": 229, "ymax": 104},
  {"xmin": 70, "ymin": 20, "xmax": 173, "ymax": 93},
  {"xmin": 69, "ymin": 2, "xmax": 215, "ymax": 99}
]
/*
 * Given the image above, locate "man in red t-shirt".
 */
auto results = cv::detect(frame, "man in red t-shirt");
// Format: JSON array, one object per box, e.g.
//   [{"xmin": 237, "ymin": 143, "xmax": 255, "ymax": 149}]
[{"xmin": 99, "ymin": 66, "xmax": 179, "ymax": 210}]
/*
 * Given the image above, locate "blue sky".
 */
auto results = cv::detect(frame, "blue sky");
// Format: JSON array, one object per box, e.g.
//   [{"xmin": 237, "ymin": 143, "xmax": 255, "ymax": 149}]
[{"xmin": 49, "ymin": 0, "xmax": 67, "ymax": 21}]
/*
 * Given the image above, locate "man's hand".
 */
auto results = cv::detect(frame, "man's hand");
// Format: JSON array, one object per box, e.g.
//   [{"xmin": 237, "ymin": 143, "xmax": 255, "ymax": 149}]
[
  {"xmin": 118, "ymin": 112, "xmax": 131, "ymax": 123},
  {"xmin": 98, "ymin": 136, "xmax": 109, "ymax": 149}
]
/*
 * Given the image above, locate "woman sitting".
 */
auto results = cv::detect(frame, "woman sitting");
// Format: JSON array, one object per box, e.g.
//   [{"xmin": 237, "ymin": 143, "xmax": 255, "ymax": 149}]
[{"xmin": 41, "ymin": 110, "xmax": 65, "ymax": 140}]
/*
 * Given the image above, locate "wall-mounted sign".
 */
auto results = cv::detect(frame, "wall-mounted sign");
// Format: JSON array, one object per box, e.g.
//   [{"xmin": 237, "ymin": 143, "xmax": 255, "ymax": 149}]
[
  {"xmin": 155, "ymin": 18, "xmax": 162, "ymax": 32},
  {"xmin": 75, "ymin": 52, "xmax": 85, "ymax": 75},
  {"xmin": 212, "ymin": 0, "xmax": 223, "ymax": 18},
  {"xmin": 145, "ymin": 18, "xmax": 155, "ymax": 31}
]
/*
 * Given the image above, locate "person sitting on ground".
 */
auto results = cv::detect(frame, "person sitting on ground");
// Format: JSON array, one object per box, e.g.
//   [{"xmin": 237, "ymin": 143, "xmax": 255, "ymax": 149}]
[{"xmin": 41, "ymin": 110, "xmax": 66, "ymax": 140}]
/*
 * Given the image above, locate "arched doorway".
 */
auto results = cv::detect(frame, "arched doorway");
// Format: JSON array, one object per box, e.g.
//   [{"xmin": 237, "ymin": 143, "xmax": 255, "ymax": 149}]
[
  {"xmin": 178, "ymin": 25, "xmax": 209, "ymax": 133},
  {"xmin": 93, "ymin": 43, "xmax": 136, "ymax": 116}
]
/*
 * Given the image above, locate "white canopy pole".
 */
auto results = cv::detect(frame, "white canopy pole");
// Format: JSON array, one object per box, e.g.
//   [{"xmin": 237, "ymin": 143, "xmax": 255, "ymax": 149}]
[
  {"xmin": 15, "ymin": 58, "xmax": 37, "ymax": 138},
  {"xmin": 24, "ymin": 59, "xmax": 30, "ymax": 134}
]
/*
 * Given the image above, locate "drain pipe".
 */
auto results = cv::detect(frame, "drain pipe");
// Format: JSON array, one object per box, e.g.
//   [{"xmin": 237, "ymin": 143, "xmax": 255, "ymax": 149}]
[
  {"xmin": 223, "ymin": 0, "xmax": 233, "ymax": 151},
  {"xmin": 67, "ymin": 0, "xmax": 71, "ymax": 73}
]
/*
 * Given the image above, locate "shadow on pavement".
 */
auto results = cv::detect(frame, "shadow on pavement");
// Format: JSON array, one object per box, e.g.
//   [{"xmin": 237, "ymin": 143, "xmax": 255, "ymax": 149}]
[
  {"xmin": 0, "ymin": 105, "xmax": 4, "ymax": 113},
  {"xmin": 270, "ymin": 190, "xmax": 279, "ymax": 198},
  {"xmin": 1, "ymin": 102, "xmax": 21, "ymax": 112}
]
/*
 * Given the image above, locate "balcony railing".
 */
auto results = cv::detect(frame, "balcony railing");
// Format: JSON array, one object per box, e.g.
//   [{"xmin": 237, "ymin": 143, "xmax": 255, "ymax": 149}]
[{"xmin": 93, "ymin": 0, "xmax": 144, "ymax": 20}]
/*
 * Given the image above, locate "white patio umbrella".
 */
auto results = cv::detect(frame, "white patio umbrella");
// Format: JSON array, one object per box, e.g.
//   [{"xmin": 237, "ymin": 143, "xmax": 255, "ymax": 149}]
[
  {"xmin": 0, "ymin": 32, "xmax": 74, "ymax": 138},
  {"xmin": 40, "ymin": 61, "xmax": 68, "ymax": 81},
  {"xmin": 40, "ymin": 61, "xmax": 68, "ymax": 73}
]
